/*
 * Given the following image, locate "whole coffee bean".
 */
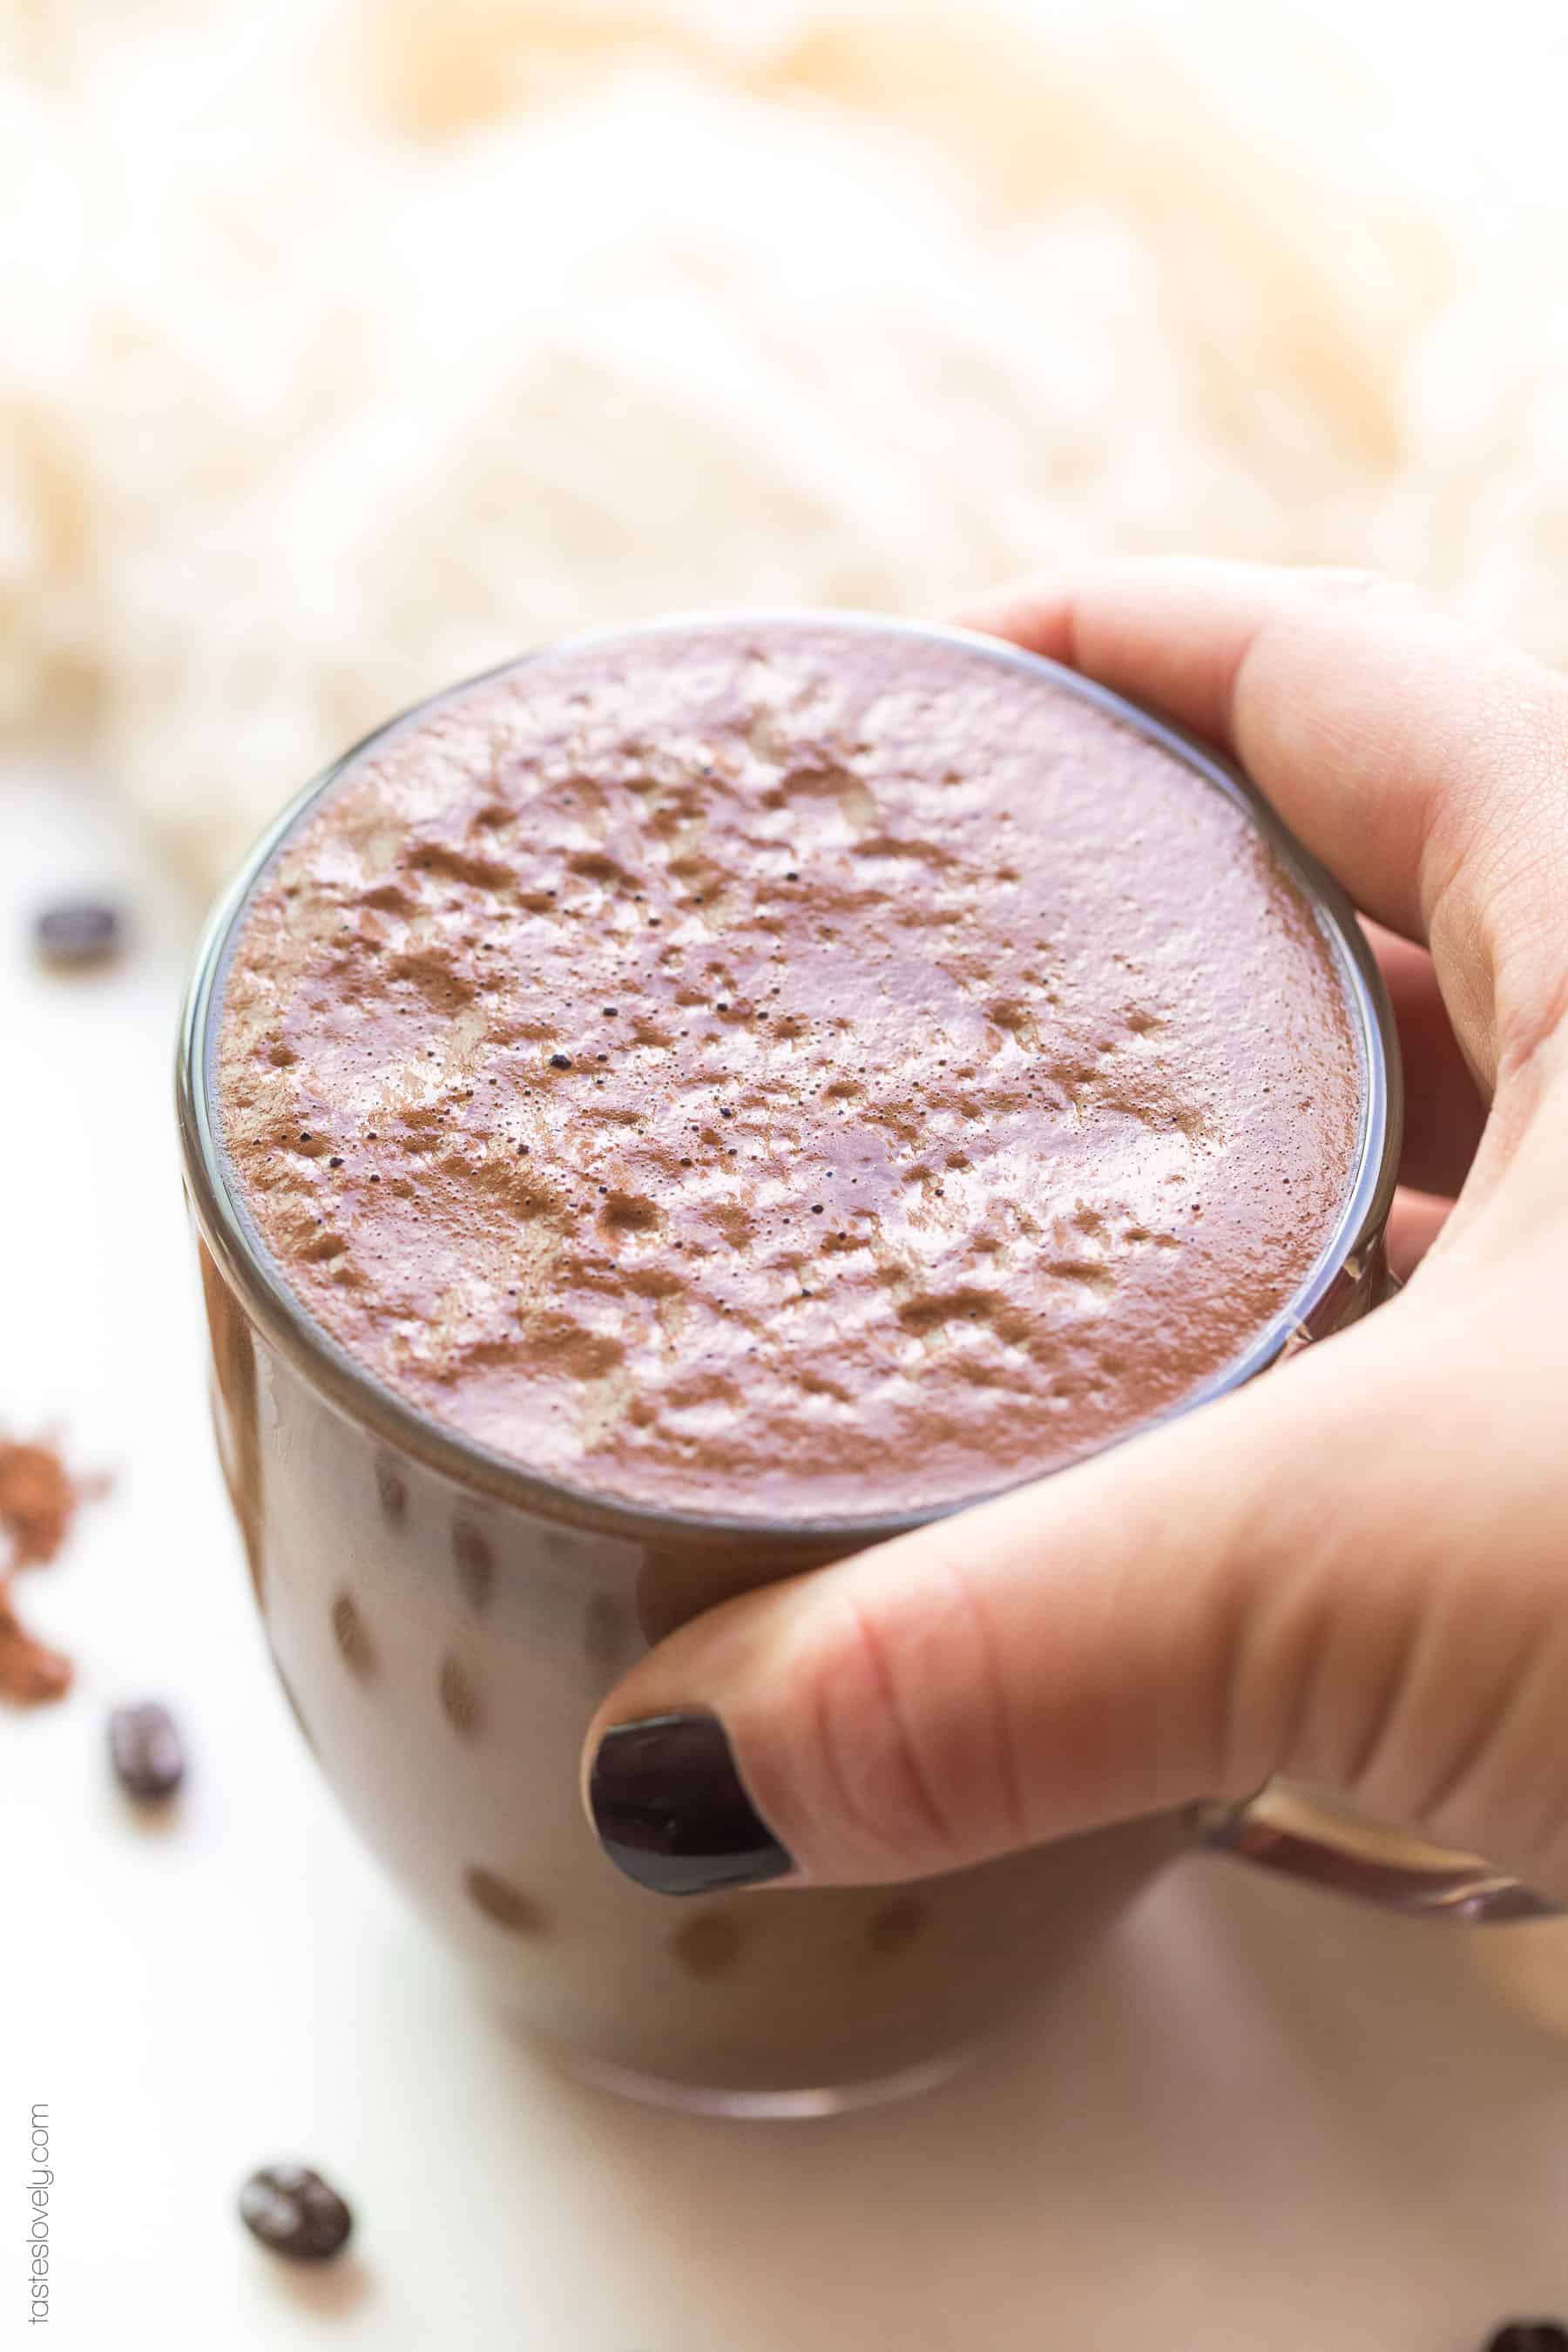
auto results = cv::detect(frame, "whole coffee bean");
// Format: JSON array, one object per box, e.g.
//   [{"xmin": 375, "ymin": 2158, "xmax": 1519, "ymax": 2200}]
[
  {"xmin": 33, "ymin": 899, "xmax": 125, "ymax": 969},
  {"xmin": 1486, "ymin": 2324, "xmax": 1568, "ymax": 2351},
  {"xmin": 239, "ymin": 2165, "xmax": 353, "ymax": 2262},
  {"xmin": 108, "ymin": 1702, "xmax": 185, "ymax": 1801}
]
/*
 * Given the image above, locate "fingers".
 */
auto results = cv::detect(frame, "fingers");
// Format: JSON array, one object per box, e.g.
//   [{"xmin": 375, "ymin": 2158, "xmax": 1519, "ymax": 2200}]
[
  {"xmin": 578, "ymin": 564, "xmax": 1568, "ymax": 1917},
  {"xmin": 1366, "ymin": 923, "xmax": 1488, "ymax": 1198},
  {"xmin": 585, "ymin": 1283, "xmax": 1568, "ymax": 1903},
  {"xmin": 959, "ymin": 559, "xmax": 1568, "ymax": 1086}
]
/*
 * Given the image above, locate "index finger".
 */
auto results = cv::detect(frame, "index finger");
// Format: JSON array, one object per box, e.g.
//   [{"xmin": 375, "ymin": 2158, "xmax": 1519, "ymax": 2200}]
[{"xmin": 960, "ymin": 559, "xmax": 1568, "ymax": 1085}]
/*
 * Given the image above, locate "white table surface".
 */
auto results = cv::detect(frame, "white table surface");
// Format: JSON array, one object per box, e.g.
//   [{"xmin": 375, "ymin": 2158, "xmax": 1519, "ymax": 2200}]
[{"xmin": 3, "ymin": 766, "xmax": 1567, "ymax": 2351}]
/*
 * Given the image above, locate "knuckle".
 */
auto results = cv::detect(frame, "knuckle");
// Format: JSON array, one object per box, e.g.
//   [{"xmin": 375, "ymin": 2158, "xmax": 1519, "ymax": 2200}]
[
  {"xmin": 922, "ymin": 1543, "xmax": 1033, "ymax": 1852},
  {"xmin": 791, "ymin": 1585, "xmax": 966, "ymax": 1879},
  {"xmin": 1206, "ymin": 1374, "xmax": 1430, "ymax": 1802},
  {"xmin": 1406, "ymin": 1612, "xmax": 1568, "ymax": 1885},
  {"xmin": 1328, "ymin": 1395, "xmax": 1568, "ymax": 1875}
]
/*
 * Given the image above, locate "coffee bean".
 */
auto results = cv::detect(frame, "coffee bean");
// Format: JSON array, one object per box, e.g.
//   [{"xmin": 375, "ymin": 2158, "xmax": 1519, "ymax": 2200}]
[
  {"xmin": 108, "ymin": 1702, "xmax": 185, "ymax": 1801},
  {"xmin": 33, "ymin": 899, "xmax": 125, "ymax": 969},
  {"xmin": 1486, "ymin": 2326, "xmax": 1568, "ymax": 2351},
  {"xmin": 239, "ymin": 2164, "xmax": 353, "ymax": 2262}
]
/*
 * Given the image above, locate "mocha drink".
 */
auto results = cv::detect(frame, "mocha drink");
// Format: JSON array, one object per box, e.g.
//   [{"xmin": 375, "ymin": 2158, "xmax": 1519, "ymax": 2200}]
[{"xmin": 188, "ymin": 616, "xmax": 1380, "ymax": 2109}]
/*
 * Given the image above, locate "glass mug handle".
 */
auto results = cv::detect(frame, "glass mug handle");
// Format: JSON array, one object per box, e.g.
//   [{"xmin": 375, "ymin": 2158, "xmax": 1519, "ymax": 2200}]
[{"xmin": 1192, "ymin": 1783, "xmax": 1560, "ymax": 1922}]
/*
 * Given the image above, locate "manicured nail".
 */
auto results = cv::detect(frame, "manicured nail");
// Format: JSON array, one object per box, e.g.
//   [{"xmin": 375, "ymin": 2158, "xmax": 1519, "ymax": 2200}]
[{"xmin": 588, "ymin": 1711, "xmax": 793, "ymax": 1896}]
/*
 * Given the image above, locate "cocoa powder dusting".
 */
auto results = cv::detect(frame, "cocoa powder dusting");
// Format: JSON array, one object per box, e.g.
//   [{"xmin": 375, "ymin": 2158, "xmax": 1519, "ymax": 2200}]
[
  {"xmin": 0, "ymin": 1434, "xmax": 98, "ymax": 1706},
  {"xmin": 0, "ymin": 1591, "xmax": 73, "ymax": 1704},
  {"xmin": 1, "ymin": 1438, "xmax": 80, "ymax": 1569}
]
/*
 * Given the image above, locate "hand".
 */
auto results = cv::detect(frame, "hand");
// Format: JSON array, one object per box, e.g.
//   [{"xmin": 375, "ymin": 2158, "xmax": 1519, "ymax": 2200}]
[{"xmin": 582, "ymin": 559, "xmax": 1568, "ymax": 1905}]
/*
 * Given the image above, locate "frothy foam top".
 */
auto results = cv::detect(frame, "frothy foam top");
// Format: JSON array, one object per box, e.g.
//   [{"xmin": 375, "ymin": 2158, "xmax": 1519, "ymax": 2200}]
[{"xmin": 215, "ymin": 619, "xmax": 1362, "ymax": 1521}]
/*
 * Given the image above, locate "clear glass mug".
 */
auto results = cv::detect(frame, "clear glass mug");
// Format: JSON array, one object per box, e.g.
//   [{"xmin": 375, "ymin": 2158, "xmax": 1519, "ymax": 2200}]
[{"xmin": 175, "ymin": 624, "xmax": 1555, "ymax": 2118}]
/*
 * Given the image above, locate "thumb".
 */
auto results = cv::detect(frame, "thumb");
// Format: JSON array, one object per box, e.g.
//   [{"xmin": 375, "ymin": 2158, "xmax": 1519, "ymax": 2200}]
[{"xmin": 583, "ymin": 1275, "xmax": 1568, "ymax": 1902}]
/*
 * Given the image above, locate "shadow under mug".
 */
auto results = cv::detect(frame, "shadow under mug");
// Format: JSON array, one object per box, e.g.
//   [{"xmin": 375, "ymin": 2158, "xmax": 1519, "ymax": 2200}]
[{"xmin": 175, "ymin": 619, "xmax": 1557, "ymax": 2117}]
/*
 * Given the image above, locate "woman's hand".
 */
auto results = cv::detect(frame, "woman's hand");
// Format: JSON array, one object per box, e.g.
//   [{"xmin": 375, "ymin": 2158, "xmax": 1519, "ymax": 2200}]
[{"xmin": 582, "ymin": 559, "xmax": 1568, "ymax": 1905}]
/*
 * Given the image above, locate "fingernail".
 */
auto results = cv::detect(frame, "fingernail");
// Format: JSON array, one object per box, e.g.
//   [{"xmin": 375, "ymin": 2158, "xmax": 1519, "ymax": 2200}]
[{"xmin": 588, "ymin": 1710, "xmax": 793, "ymax": 1896}]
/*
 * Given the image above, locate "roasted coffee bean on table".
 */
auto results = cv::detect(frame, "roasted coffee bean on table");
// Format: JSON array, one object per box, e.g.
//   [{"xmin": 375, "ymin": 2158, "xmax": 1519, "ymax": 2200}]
[
  {"xmin": 239, "ymin": 2165, "xmax": 354, "ymax": 2262},
  {"xmin": 32, "ymin": 899, "xmax": 125, "ymax": 970},
  {"xmin": 107, "ymin": 1702, "xmax": 186, "ymax": 1801}
]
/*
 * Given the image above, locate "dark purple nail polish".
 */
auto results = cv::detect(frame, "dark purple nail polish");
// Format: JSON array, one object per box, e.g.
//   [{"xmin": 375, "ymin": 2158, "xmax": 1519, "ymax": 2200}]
[{"xmin": 589, "ymin": 1711, "xmax": 792, "ymax": 1896}]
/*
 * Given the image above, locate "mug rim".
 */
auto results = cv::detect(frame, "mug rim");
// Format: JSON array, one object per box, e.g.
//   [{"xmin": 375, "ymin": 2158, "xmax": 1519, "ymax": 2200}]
[{"xmin": 175, "ymin": 608, "xmax": 1402, "ymax": 1554}]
